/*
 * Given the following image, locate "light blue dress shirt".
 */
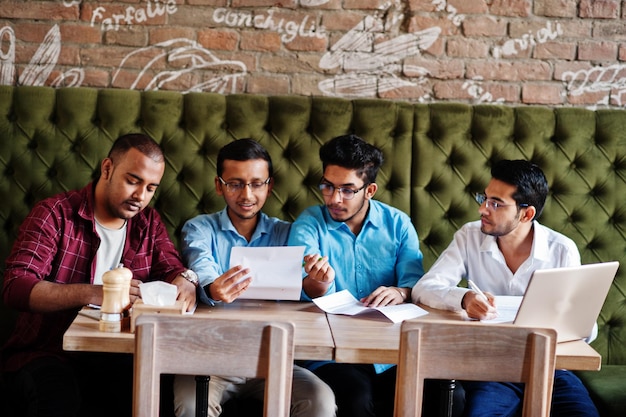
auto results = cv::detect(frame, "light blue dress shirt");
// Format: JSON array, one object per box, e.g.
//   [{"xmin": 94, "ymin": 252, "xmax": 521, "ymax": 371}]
[
  {"xmin": 181, "ymin": 208, "xmax": 291, "ymax": 306},
  {"xmin": 288, "ymin": 200, "xmax": 424, "ymax": 372}
]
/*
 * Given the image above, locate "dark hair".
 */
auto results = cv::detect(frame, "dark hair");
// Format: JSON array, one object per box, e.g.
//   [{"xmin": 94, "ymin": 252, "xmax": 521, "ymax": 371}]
[
  {"xmin": 491, "ymin": 159, "xmax": 548, "ymax": 219},
  {"xmin": 217, "ymin": 139, "xmax": 273, "ymax": 177},
  {"xmin": 319, "ymin": 134, "xmax": 383, "ymax": 184},
  {"xmin": 108, "ymin": 133, "xmax": 164, "ymax": 163}
]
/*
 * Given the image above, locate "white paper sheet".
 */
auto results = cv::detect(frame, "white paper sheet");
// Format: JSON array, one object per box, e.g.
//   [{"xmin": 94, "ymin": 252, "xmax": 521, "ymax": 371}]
[
  {"xmin": 480, "ymin": 295, "xmax": 523, "ymax": 323},
  {"xmin": 313, "ymin": 290, "xmax": 429, "ymax": 323},
  {"xmin": 229, "ymin": 246, "xmax": 305, "ymax": 301}
]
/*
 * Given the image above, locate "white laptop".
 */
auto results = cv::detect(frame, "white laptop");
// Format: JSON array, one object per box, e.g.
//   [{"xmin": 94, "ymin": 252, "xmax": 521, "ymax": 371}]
[{"xmin": 512, "ymin": 261, "xmax": 619, "ymax": 342}]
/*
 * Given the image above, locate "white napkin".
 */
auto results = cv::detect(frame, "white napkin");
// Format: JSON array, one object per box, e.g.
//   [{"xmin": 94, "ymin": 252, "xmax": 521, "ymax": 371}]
[{"xmin": 139, "ymin": 281, "xmax": 177, "ymax": 306}]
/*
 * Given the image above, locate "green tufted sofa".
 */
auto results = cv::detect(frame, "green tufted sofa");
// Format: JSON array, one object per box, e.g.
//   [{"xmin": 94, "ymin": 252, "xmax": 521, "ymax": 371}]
[{"xmin": 1, "ymin": 86, "xmax": 625, "ymax": 416}]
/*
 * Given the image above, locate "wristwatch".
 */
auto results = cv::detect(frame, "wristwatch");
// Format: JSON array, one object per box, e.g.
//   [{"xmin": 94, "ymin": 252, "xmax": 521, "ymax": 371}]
[{"xmin": 180, "ymin": 269, "xmax": 199, "ymax": 287}]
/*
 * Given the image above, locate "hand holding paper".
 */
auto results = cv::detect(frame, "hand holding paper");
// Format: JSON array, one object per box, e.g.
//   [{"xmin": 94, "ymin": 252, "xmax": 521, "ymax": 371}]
[{"xmin": 229, "ymin": 246, "xmax": 305, "ymax": 300}]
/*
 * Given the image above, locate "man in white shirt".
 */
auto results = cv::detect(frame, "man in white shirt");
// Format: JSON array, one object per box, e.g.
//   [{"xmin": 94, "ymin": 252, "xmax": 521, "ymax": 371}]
[{"xmin": 412, "ymin": 159, "xmax": 599, "ymax": 417}]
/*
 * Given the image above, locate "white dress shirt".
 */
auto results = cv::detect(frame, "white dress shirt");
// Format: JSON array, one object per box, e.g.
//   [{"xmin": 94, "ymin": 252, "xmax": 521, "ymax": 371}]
[{"xmin": 411, "ymin": 220, "xmax": 581, "ymax": 310}]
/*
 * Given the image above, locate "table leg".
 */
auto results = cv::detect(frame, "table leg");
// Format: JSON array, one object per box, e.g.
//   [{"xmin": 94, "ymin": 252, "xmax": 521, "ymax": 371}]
[
  {"xmin": 195, "ymin": 375, "xmax": 210, "ymax": 417},
  {"xmin": 439, "ymin": 379, "xmax": 455, "ymax": 417}
]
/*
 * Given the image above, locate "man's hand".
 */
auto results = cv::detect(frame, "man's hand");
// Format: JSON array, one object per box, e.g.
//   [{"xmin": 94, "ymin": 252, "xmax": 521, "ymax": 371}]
[
  {"xmin": 171, "ymin": 275, "xmax": 197, "ymax": 312},
  {"xmin": 361, "ymin": 286, "xmax": 407, "ymax": 307},
  {"xmin": 207, "ymin": 265, "xmax": 251, "ymax": 303},
  {"xmin": 462, "ymin": 290, "xmax": 498, "ymax": 320},
  {"xmin": 302, "ymin": 255, "xmax": 335, "ymax": 298}
]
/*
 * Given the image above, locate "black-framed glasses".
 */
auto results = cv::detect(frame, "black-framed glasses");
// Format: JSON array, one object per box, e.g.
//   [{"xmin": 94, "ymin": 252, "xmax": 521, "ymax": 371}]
[
  {"xmin": 218, "ymin": 177, "xmax": 271, "ymax": 193},
  {"xmin": 475, "ymin": 193, "xmax": 529, "ymax": 211},
  {"xmin": 318, "ymin": 181, "xmax": 368, "ymax": 200}
]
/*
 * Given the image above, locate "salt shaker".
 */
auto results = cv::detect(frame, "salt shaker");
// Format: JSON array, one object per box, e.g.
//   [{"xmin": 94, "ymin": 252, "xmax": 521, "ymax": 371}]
[{"xmin": 99, "ymin": 265, "xmax": 133, "ymax": 332}]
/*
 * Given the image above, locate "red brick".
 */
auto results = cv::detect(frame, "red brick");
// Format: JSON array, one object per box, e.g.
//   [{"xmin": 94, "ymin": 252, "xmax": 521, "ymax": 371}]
[
  {"xmin": 344, "ymin": 0, "xmax": 385, "ymax": 10},
  {"xmin": 534, "ymin": 41, "xmax": 577, "ymax": 60},
  {"xmin": 80, "ymin": 69, "xmax": 111, "ymax": 88},
  {"xmin": 461, "ymin": 16, "xmax": 507, "ymax": 37},
  {"xmin": 321, "ymin": 11, "xmax": 366, "ymax": 31},
  {"xmin": 247, "ymin": 73, "xmax": 290, "ymax": 94},
  {"xmin": 579, "ymin": 0, "xmax": 619, "ymax": 19},
  {"xmin": 619, "ymin": 45, "xmax": 626, "ymax": 61},
  {"xmin": 1, "ymin": 2, "xmax": 78, "ymax": 20},
  {"xmin": 578, "ymin": 41, "xmax": 618, "ymax": 61},
  {"xmin": 554, "ymin": 61, "xmax": 593, "ymax": 81},
  {"xmin": 593, "ymin": 22, "xmax": 626, "ymax": 40},
  {"xmin": 405, "ymin": 58, "xmax": 464, "ymax": 80},
  {"xmin": 285, "ymin": 34, "xmax": 327, "ymax": 52},
  {"xmin": 60, "ymin": 24, "xmax": 102, "ymax": 44},
  {"xmin": 521, "ymin": 83, "xmax": 564, "ymax": 104},
  {"xmin": 233, "ymin": 0, "xmax": 296, "ymax": 7},
  {"xmin": 198, "ymin": 29, "xmax": 239, "ymax": 51},
  {"xmin": 467, "ymin": 61, "xmax": 552, "ymax": 81},
  {"xmin": 240, "ymin": 30, "xmax": 282, "ymax": 52},
  {"xmin": 566, "ymin": 90, "xmax": 611, "ymax": 106},
  {"xmin": 489, "ymin": 0, "xmax": 531, "ymax": 17},
  {"xmin": 150, "ymin": 27, "xmax": 197, "ymax": 45},
  {"xmin": 104, "ymin": 27, "xmax": 149, "ymax": 47},
  {"xmin": 446, "ymin": 38, "xmax": 490, "ymax": 59},
  {"xmin": 187, "ymin": 0, "xmax": 228, "ymax": 5},
  {"xmin": 291, "ymin": 73, "xmax": 327, "ymax": 96},
  {"xmin": 433, "ymin": 80, "xmax": 473, "ymax": 100},
  {"xmin": 534, "ymin": 0, "xmax": 577, "ymax": 18}
]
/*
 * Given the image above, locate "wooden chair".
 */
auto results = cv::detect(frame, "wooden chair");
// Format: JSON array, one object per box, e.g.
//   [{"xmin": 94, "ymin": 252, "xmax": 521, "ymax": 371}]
[
  {"xmin": 394, "ymin": 320, "xmax": 557, "ymax": 417},
  {"xmin": 133, "ymin": 314, "xmax": 294, "ymax": 417}
]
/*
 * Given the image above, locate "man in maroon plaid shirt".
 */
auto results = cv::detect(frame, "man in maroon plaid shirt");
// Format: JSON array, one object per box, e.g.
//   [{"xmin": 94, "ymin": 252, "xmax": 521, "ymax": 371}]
[{"xmin": 1, "ymin": 133, "xmax": 197, "ymax": 417}]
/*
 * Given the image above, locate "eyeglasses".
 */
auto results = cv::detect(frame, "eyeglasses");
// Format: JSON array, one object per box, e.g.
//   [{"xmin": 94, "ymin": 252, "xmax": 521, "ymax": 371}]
[
  {"xmin": 218, "ymin": 177, "xmax": 271, "ymax": 193},
  {"xmin": 475, "ymin": 193, "xmax": 529, "ymax": 211},
  {"xmin": 318, "ymin": 181, "xmax": 368, "ymax": 200}
]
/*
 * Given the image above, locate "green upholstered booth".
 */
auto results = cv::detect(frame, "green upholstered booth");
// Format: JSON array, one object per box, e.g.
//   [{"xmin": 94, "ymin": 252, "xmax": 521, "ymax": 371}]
[{"xmin": 1, "ymin": 86, "xmax": 626, "ymax": 415}]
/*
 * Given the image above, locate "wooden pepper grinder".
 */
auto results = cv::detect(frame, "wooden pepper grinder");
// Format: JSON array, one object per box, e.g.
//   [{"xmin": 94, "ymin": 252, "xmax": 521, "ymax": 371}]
[{"xmin": 99, "ymin": 265, "xmax": 133, "ymax": 332}]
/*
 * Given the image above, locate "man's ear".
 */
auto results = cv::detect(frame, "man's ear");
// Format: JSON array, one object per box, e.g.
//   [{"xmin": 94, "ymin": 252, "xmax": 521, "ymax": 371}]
[
  {"xmin": 215, "ymin": 176, "xmax": 224, "ymax": 196},
  {"xmin": 520, "ymin": 205, "xmax": 536, "ymax": 223},
  {"xmin": 365, "ymin": 182, "xmax": 378, "ymax": 199},
  {"xmin": 101, "ymin": 158, "xmax": 112, "ymax": 179}
]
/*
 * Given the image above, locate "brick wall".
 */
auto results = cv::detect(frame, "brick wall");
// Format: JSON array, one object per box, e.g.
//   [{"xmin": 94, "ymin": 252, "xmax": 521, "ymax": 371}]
[{"xmin": 1, "ymin": 0, "xmax": 625, "ymax": 107}]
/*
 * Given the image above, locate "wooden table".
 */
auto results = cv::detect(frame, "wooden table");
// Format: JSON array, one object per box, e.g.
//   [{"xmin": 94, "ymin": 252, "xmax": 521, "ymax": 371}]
[
  {"xmin": 327, "ymin": 305, "xmax": 602, "ymax": 371},
  {"xmin": 63, "ymin": 300, "xmax": 334, "ymax": 360}
]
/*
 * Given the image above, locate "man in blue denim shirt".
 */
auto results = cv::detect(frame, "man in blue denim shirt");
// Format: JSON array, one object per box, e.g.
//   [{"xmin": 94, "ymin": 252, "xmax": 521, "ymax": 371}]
[
  {"xmin": 288, "ymin": 134, "xmax": 425, "ymax": 417},
  {"xmin": 173, "ymin": 139, "xmax": 335, "ymax": 417}
]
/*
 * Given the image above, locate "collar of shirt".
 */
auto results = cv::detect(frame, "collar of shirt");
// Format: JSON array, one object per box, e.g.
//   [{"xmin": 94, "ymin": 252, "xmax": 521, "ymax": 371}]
[
  {"xmin": 479, "ymin": 220, "xmax": 551, "ymax": 264},
  {"xmin": 217, "ymin": 208, "xmax": 271, "ymax": 243}
]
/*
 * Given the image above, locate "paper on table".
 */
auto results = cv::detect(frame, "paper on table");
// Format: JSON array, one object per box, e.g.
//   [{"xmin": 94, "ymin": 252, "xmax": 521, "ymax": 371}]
[
  {"xmin": 229, "ymin": 246, "xmax": 305, "ymax": 301},
  {"xmin": 480, "ymin": 295, "xmax": 522, "ymax": 323},
  {"xmin": 313, "ymin": 290, "xmax": 429, "ymax": 323}
]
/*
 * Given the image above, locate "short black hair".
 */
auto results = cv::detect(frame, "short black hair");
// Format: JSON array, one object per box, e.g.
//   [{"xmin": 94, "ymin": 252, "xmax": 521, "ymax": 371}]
[
  {"xmin": 319, "ymin": 134, "xmax": 383, "ymax": 184},
  {"xmin": 217, "ymin": 139, "xmax": 273, "ymax": 177},
  {"xmin": 491, "ymin": 159, "xmax": 548, "ymax": 219},
  {"xmin": 108, "ymin": 133, "xmax": 163, "ymax": 163}
]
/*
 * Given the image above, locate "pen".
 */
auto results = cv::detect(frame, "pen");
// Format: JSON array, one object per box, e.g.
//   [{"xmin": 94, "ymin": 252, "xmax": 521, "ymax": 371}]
[{"xmin": 467, "ymin": 279, "xmax": 488, "ymax": 302}]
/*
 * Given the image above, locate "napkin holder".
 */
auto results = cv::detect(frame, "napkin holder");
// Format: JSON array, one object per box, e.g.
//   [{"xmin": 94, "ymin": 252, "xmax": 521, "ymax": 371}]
[{"xmin": 130, "ymin": 299, "xmax": 186, "ymax": 333}]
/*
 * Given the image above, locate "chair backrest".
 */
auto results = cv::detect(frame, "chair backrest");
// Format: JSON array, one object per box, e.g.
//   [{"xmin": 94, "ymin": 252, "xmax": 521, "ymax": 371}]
[
  {"xmin": 133, "ymin": 314, "xmax": 295, "ymax": 417},
  {"xmin": 394, "ymin": 320, "xmax": 557, "ymax": 417}
]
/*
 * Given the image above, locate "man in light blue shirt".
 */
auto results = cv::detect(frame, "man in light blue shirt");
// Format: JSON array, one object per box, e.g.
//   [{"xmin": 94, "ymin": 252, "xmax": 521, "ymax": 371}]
[
  {"xmin": 288, "ymin": 134, "xmax": 424, "ymax": 417},
  {"xmin": 173, "ymin": 139, "xmax": 335, "ymax": 417}
]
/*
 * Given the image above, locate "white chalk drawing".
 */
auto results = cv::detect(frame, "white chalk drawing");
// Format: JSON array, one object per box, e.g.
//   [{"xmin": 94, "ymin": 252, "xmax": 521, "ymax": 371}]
[
  {"xmin": 0, "ymin": 26, "xmax": 16, "ymax": 85},
  {"xmin": 432, "ymin": 0, "xmax": 465, "ymax": 27},
  {"xmin": 63, "ymin": 0, "xmax": 81, "ymax": 6},
  {"xmin": 562, "ymin": 64, "xmax": 626, "ymax": 107},
  {"xmin": 318, "ymin": 3, "xmax": 440, "ymax": 98},
  {"xmin": 112, "ymin": 38, "xmax": 247, "ymax": 94},
  {"xmin": 19, "ymin": 25, "xmax": 61, "ymax": 86},
  {"xmin": 90, "ymin": 0, "xmax": 178, "ymax": 32},
  {"xmin": 493, "ymin": 21, "xmax": 562, "ymax": 59},
  {"xmin": 51, "ymin": 68, "xmax": 85, "ymax": 88},
  {"xmin": 462, "ymin": 77, "xmax": 505, "ymax": 104},
  {"xmin": 0, "ymin": 24, "xmax": 84, "ymax": 87},
  {"xmin": 300, "ymin": 0, "xmax": 330, "ymax": 6},
  {"xmin": 212, "ymin": 8, "xmax": 326, "ymax": 44}
]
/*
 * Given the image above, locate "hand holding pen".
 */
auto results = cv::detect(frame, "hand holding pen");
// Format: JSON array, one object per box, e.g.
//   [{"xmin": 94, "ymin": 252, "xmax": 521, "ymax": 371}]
[
  {"xmin": 465, "ymin": 280, "xmax": 498, "ymax": 320},
  {"xmin": 302, "ymin": 254, "xmax": 335, "ymax": 285}
]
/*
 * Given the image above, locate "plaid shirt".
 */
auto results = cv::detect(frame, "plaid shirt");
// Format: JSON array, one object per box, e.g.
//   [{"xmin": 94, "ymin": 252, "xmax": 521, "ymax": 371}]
[{"xmin": 1, "ymin": 183, "xmax": 186, "ymax": 372}]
